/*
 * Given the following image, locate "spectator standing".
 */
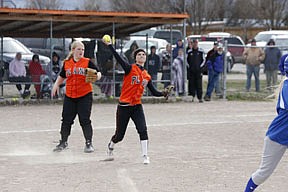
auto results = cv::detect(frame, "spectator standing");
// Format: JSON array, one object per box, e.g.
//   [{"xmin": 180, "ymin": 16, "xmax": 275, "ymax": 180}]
[
  {"xmin": 263, "ymin": 39, "xmax": 282, "ymax": 92},
  {"xmin": 45, "ymin": 52, "xmax": 62, "ymax": 83},
  {"xmin": 172, "ymin": 39, "xmax": 184, "ymax": 59},
  {"xmin": 186, "ymin": 40, "xmax": 193, "ymax": 53},
  {"xmin": 202, "ymin": 41, "xmax": 219, "ymax": 76},
  {"xmin": 243, "ymin": 39, "xmax": 265, "ymax": 92},
  {"xmin": 8, "ymin": 52, "xmax": 31, "ymax": 98},
  {"xmin": 172, "ymin": 48, "xmax": 184, "ymax": 97},
  {"xmin": 187, "ymin": 39, "xmax": 205, "ymax": 102},
  {"xmin": 124, "ymin": 41, "xmax": 139, "ymax": 64},
  {"xmin": 160, "ymin": 43, "xmax": 172, "ymax": 88},
  {"xmin": 146, "ymin": 45, "xmax": 160, "ymax": 88},
  {"xmin": 204, "ymin": 44, "xmax": 224, "ymax": 101},
  {"xmin": 28, "ymin": 54, "xmax": 46, "ymax": 99}
]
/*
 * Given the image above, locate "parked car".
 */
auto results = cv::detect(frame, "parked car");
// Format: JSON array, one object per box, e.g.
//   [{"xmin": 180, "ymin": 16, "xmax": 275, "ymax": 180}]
[
  {"xmin": 197, "ymin": 41, "xmax": 234, "ymax": 72},
  {"xmin": 131, "ymin": 28, "xmax": 183, "ymax": 45},
  {"xmin": 271, "ymin": 35, "xmax": 288, "ymax": 55},
  {"xmin": 153, "ymin": 29, "xmax": 183, "ymax": 45},
  {"xmin": 16, "ymin": 37, "xmax": 73, "ymax": 59},
  {"xmin": 187, "ymin": 34, "xmax": 245, "ymax": 64},
  {"xmin": 207, "ymin": 32, "xmax": 232, "ymax": 37},
  {"xmin": 120, "ymin": 36, "xmax": 169, "ymax": 55},
  {"xmin": 131, "ymin": 28, "xmax": 157, "ymax": 37},
  {"xmin": 0, "ymin": 37, "xmax": 50, "ymax": 81},
  {"xmin": 250, "ymin": 30, "xmax": 288, "ymax": 48}
]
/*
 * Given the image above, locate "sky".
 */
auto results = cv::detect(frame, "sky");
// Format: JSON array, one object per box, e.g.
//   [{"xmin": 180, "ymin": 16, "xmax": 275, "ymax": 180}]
[{"xmin": 5, "ymin": 0, "xmax": 110, "ymax": 10}]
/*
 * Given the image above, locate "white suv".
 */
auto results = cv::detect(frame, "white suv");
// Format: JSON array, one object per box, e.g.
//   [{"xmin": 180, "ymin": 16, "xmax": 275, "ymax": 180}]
[
  {"xmin": 253, "ymin": 30, "xmax": 288, "ymax": 47},
  {"xmin": 121, "ymin": 36, "xmax": 169, "ymax": 55}
]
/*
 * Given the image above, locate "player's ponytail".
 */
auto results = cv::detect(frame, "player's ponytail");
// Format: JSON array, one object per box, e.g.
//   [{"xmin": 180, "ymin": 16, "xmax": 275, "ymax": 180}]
[{"xmin": 274, "ymin": 76, "xmax": 286, "ymax": 101}]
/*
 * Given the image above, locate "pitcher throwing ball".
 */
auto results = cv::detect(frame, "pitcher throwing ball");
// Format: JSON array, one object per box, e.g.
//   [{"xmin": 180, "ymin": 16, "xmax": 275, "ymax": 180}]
[{"xmin": 102, "ymin": 35, "xmax": 173, "ymax": 164}]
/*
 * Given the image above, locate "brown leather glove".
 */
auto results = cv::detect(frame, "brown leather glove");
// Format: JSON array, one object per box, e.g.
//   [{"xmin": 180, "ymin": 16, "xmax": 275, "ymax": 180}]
[
  {"xmin": 85, "ymin": 68, "xmax": 98, "ymax": 83},
  {"xmin": 162, "ymin": 85, "xmax": 174, "ymax": 100}
]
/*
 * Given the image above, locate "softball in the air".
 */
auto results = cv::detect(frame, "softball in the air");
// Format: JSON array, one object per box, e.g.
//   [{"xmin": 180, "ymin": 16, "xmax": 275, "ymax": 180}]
[{"xmin": 102, "ymin": 34, "xmax": 111, "ymax": 43}]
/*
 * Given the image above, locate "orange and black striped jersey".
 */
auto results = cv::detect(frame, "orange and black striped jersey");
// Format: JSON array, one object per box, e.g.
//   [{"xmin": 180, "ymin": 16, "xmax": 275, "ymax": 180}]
[
  {"xmin": 120, "ymin": 64, "xmax": 151, "ymax": 105},
  {"xmin": 60, "ymin": 57, "xmax": 95, "ymax": 98}
]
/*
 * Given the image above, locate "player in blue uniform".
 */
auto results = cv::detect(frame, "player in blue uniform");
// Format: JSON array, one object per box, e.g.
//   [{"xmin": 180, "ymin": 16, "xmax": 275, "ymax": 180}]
[{"xmin": 244, "ymin": 56, "xmax": 288, "ymax": 191}]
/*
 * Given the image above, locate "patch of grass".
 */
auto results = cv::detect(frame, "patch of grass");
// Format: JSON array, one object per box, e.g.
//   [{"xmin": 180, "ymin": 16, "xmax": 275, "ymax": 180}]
[
  {"xmin": 225, "ymin": 80, "xmax": 274, "ymax": 101},
  {"xmin": 226, "ymin": 92, "xmax": 272, "ymax": 101}
]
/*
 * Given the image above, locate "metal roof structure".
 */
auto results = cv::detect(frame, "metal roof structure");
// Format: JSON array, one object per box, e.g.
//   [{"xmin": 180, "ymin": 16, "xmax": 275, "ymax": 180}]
[{"xmin": 0, "ymin": 8, "xmax": 189, "ymax": 38}]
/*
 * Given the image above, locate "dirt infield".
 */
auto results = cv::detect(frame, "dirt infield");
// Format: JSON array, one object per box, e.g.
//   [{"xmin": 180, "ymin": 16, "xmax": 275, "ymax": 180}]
[{"xmin": 1, "ymin": 100, "xmax": 288, "ymax": 192}]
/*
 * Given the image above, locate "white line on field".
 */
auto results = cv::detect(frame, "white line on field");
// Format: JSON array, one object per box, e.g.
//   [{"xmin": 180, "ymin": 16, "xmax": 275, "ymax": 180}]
[
  {"xmin": 0, "ymin": 117, "xmax": 272, "ymax": 134},
  {"xmin": 117, "ymin": 168, "xmax": 139, "ymax": 192}
]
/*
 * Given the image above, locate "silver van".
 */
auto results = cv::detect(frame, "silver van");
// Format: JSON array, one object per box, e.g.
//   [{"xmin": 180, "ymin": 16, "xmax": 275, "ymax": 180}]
[
  {"xmin": 16, "ymin": 38, "xmax": 71, "ymax": 60},
  {"xmin": 153, "ymin": 30, "xmax": 183, "ymax": 44}
]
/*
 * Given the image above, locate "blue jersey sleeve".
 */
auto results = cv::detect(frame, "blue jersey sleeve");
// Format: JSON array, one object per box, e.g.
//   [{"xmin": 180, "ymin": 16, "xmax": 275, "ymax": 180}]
[{"xmin": 277, "ymin": 79, "xmax": 288, "ymax": 113}]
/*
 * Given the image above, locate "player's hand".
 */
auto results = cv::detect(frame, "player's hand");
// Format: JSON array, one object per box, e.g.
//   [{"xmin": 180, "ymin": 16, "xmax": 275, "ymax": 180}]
[{"xmin": 52, "ymin": 84, "xmax": 60, "ymax": 96}]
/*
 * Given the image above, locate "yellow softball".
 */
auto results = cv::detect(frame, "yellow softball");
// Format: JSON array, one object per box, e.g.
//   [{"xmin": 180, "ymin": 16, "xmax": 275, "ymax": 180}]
[{"xmin": 102, "ymin": 34, "xmax": 111, "ymax": 43}]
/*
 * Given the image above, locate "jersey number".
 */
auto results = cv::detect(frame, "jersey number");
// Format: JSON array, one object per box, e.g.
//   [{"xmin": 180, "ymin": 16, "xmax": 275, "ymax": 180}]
[{"xmin": 131, "ymin": 76, "xmax": 140, "ymax": 85}]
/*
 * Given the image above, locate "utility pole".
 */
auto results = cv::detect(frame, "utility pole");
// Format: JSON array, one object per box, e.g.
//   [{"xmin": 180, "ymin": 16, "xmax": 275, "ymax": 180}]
[{"xmin": 183, "ymin": 0, "xmax": 187, "ymax": 95}]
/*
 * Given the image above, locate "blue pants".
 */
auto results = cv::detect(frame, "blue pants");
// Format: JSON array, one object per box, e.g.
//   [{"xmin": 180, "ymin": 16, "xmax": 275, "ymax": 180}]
[
  {"xmin": 246, "ymin": 65, "xmax": 260, "ymax": 92},
  {"xmin": 206, "ymin": 69, "xmax": 220, "ymax": 97}
]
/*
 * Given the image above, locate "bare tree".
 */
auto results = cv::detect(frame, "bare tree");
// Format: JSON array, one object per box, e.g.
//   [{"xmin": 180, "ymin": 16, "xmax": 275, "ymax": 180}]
[
  {"xmin": 257, "ymin": 0, "xmax": 288, "ymax": 29},
  {"xmin": 110, "ymin": 0, "xmax": 182, "ymax": 13},
  {"xmin": 226, "ymin": 0, "xmax": 260, "ymax": 42},
  {"xmin": 225, "ymin": 0, "xmax": 288, "ymax": 42},
  {"xmin": 185, "ymin": 0, "xmax": 228, "ymax": 34},
  {"xmin": 26, "ymin": 0, "xmax": 62, "ymax": 9},
  {"xmin": 81, "ymin": 0, "xmax": 100, "ymax": 11}
]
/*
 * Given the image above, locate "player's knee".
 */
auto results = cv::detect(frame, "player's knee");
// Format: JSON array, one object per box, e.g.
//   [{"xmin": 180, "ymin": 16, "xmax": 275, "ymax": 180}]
[
  {"xmin": 79, "ymin": 118, "xmax": 91, "ymax": 127},
  {"xmin": 112, "ymin": 135, "xmax": 124, "ymax": 143},
  {"xmin": 139, "ymin": 131, "xmax": 148, "ymax": 140}
]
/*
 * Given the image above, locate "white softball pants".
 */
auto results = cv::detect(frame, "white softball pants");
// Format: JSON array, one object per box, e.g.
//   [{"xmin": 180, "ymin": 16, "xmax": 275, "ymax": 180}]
[{"xmin": 252, "ymin": 136, "xmax": 287, "ymax": 185}]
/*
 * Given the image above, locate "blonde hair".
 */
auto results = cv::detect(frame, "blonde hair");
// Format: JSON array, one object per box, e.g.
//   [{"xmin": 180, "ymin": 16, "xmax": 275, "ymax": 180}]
[
  {"xmin": 64, "ymin": 41, "xmax": 85, "ymax": 62},
  {"xmin": 274, "ymin": 76, "xmax": 287, "ymax": 101}
]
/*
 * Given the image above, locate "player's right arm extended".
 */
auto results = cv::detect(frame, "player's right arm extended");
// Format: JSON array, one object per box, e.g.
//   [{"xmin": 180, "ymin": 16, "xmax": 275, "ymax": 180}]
[
  {"xmin": 52, "ymin": 64, "xmax": 66, "ymax": 96},
  {"xmin": 107, "ymin": 44, "xmax": 131, "ymax": 74},
  {"xmin": 52, "ymin": 76, "xmax": 65, "ymax": 96}
]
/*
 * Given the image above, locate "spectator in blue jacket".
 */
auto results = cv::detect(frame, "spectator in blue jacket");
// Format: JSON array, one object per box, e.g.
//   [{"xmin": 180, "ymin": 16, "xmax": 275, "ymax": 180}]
[
  {"xmin": 172, "ymin": 39, "xmax": 183, "ymax": 59},
  {"xmin": 204, "ymin": 44, "xmax": 224, "ymax": 101},
  {"xmin": 263, "ymin": 39, "xmax": 281, "ymax": 92}
]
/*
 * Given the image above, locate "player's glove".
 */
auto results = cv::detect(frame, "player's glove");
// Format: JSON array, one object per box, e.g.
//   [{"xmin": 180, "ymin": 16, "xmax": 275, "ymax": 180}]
[
  {"xmin": 85, "ymin": 68, "xmax": 100, "ymax": 83},
  {"xmin": 162, "ymin": 85, "xmax": 174, "ymax": 100}
]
